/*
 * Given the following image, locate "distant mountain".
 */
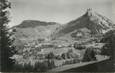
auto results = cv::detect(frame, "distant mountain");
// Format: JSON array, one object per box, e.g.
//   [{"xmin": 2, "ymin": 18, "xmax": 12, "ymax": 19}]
[
  {"xmin": 53, "ymin": 9, "xmax": 115, "ymax": 40},
  {"xmin": 12, "ymin": 20, "xmax": 61, "ymax": 46},
  {"xmin": 12, "ymin": 9, "xmax": 115, "ymax": 46},
  {"xmin": 15, "ymin": 20, "xmax": 59, "ymax": 28}
]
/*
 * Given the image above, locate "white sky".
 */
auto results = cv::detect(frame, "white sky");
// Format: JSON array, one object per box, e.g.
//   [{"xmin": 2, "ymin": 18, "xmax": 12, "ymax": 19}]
[{"xmin": 9, "ymin": 0, "xmax": 115, "ymax": 27}]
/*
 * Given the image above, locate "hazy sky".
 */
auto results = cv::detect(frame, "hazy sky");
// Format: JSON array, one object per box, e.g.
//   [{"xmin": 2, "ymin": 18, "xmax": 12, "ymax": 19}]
[{"xmin": 9, "ymin": 0, "xmax": 115, "ymax": 27}]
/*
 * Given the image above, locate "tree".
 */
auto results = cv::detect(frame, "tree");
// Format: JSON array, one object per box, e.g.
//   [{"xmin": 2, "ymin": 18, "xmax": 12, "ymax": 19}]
[
  {"xmin": 100, "ymin": 30, "xmax": 115, "ymax": 60},
  {"xmin": 100, "ymin": 30, "xmax": 115, "ymax": 71},
  {"xmin": 46, "ymin": 52, "xmax": 55, "ymax": 59},
  {"xmin": 0, "ymin": 0, "xmax": 15, "ymax": 71},
  {"xmin": 82, "ymin": 47, "xmax": 97, "ymax": 62}
]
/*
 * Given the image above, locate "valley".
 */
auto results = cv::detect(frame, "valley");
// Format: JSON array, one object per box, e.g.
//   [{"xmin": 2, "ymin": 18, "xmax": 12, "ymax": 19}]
[{"xmin": 11, "ymin": 9, "xmax": 115, "ymax": 72}]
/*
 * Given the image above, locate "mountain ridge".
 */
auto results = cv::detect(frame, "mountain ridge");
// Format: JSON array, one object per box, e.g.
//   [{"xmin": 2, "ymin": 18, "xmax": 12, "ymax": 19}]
[
  {"xmin": 15, "ymin": 20, "xmax": 60, "ymax": 28},
  {"xmin": 12, "ymin": 9, "xmax": 115, "ymax": 45},
  {"xmin": 52, "ymin": 9, "xmax": 115, "ymax": 39},
  {"xmin": 13, "ymin": 20, "xmax": 61, "ymax": 46}
]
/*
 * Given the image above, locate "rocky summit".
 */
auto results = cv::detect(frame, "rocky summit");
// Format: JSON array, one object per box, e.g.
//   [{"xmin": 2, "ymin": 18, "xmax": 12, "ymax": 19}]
[{"xmin": 53, "ymin": 9, "xmax": 114, "ymax": 40}]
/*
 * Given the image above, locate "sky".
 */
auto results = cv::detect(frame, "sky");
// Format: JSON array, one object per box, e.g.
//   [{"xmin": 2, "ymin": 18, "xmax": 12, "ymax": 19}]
[{"xmin": 9, "ymin": 0, "xmax": 115, "ymax": 27}]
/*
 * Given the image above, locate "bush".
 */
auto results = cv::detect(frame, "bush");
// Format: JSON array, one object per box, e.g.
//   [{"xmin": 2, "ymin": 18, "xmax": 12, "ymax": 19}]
[
  {"xmin": 101, "ymin": 44, "xmax": 112, "ymax": 56},
  {"xmin": 61, "ymin": 53, "xmax": 67, "ymax": 59},
  {"xmin": 73, "ymin": 43, "xmax": 86, "ymax": 50},
  {"xmin": 13, "ymin": 63, "xmax": 35, "ymax": 72},
  {"xmin": 63, "ymin": 58, "xmax": 80, "ymax": 65},
  {"xmin": 45, "ymin": 52, "xmax": 55, "ymax": 59},
  {"xmin": 12, "ymin": 59, "xmax": 56, "ymax": 72},
  {"xmin": 55, "ymin": 55, "xmax": 62, "ymax": 60}
]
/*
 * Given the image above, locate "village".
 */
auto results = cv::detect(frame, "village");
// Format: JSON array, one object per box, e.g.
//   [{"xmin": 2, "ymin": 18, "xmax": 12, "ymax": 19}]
[{"xmin": 11, "ymin": 37, "xmax": 107, "ymax": 71}]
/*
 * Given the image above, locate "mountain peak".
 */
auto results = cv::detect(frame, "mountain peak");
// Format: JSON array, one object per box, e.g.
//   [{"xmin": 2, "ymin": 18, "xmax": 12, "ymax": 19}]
[
  {"xmin": 86, "ymin": 8, "xmax": 96, "ymax": 17},
  {"xmin": 53, "ymin": 9, "xmax": 115, "ymax": 39}
]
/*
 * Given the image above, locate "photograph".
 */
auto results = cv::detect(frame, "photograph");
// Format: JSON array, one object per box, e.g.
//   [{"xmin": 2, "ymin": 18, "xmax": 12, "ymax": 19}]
[{"xmin": 0, "ymin": 0, "xmax": 115, "ymax": 72}]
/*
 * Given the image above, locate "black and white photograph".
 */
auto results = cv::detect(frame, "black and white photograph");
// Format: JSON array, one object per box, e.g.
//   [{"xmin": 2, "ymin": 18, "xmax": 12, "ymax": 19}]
[{"xmin": 0, "ymin": 0, "xmax": 115, "ymax": 72}]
